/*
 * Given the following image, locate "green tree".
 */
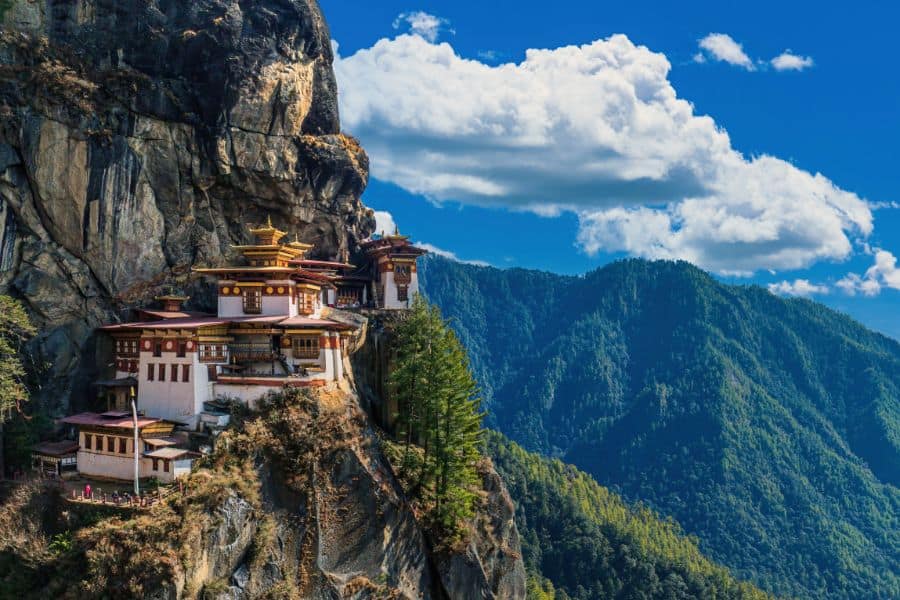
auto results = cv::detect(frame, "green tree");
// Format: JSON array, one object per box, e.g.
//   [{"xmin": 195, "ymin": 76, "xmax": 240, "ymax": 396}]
[
  {"xmin": 0, "ymin": 295, "xmax": 36, "ymax": 475},
  {"xmin": 390, "ymin": 296, "xmax": 484, "ymax": 535}
]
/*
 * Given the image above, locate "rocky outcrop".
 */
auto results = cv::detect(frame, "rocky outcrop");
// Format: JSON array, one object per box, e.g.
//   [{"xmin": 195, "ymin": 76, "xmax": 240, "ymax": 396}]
[
  {"xmin": 432, "ymin": 462, "xmax": 528, "ymax": 600},
  {"xmin": 0, "ymin": 0, "xmax": 374, "ymax": 409}
]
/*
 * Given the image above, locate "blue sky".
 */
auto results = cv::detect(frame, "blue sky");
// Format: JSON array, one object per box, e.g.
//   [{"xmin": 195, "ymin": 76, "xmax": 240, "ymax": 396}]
[{"xmin": 321, "ymin": 0, "xmax": 899, "ymax": 339}]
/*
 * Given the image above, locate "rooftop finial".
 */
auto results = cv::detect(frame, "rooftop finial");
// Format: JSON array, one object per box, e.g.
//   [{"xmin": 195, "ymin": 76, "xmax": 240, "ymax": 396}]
[
  {"xmin": 394, "ymin": 225, "xmax": 400, "ymax": 236},
  {"xmin": 266, "ymin": 214, "xmax": 273, "ymax": 228}
]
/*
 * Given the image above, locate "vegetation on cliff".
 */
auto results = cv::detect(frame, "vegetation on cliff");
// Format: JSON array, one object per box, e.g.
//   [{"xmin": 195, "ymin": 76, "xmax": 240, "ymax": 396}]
[
  {"xmin": 388, "ymin": 296, "xmax": 485, "ymax": 541},
  {"xmin": 488, "ymin": 432, "xmax": 770, "ymax": 599},
  {"xmin": 421, "ymin": 256, "xmax": 900, "ymax": 599},
  {"xmin": 0, "ymin": 295, "xmax": 36, "ymax": 474}
]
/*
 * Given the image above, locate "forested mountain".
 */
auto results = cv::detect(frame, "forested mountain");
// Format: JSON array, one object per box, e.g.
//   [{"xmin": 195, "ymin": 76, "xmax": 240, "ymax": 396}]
[
  {"xmin": 486, "ymin": 432, "xmax": 769, "ymax": 600},
  {"xmin": 420, "ymin": 256, "xmax": 900, "ymax": 599}
]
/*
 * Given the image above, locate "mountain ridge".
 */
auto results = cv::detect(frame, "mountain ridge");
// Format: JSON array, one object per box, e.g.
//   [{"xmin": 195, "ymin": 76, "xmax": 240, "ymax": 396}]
[{"xmin": 420, "ymin": 254, "xmax": 900, "ymax": 599}]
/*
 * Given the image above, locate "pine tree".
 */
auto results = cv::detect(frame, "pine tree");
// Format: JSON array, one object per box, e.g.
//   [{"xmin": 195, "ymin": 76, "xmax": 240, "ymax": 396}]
[
  {"xmin": 0, "ymin": 295, "xmax": 36, "ymax": 475},
  {"xmin": 389, "ymin": 296, "xmax": 484, "ymax": 535}
]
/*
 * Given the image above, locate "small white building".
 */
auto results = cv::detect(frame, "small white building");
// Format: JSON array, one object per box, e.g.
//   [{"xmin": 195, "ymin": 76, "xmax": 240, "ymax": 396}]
[{"xmin": 61, "ymin": 412, "xmax": 198, "ymax": 484}]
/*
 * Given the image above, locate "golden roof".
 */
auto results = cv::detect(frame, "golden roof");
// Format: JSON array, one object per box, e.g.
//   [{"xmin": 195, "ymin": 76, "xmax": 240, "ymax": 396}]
[{"xmin": 248, "ymin": 215, "xmax": 287, "ymax": 245}]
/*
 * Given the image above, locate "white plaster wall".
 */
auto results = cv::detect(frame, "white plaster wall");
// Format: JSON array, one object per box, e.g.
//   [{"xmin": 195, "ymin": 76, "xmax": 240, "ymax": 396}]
[
  {"xmin": 77, "ymin": 451, "xmax": 157, "ymax": 481},
  {"xmin": 139, "ymin": 351, "xmax": 198, "ymax": 426},
  {"xmin": 261, "ymin": 294, "xmax": 292, "ymax": 316},
  {"xmin": 213, "ymin": 383, "xmax": 282, "ymax": 408},
  {"xmin": 191, "ymin": 353, "xmax": 211, "ymax": 420},
  {"xmin": 218, "ymin": 296, "xmax": 245, "ymax": 318}
]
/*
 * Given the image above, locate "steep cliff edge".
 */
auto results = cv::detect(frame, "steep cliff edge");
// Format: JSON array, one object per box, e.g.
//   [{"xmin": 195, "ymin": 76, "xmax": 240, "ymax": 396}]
[
  {"xmin": 0, "ymin": 387, "xmax": 526, "ymax": 599},
  {"xmin": 0, "ymin": 0, "xmax": 374, "ymax": 409}
]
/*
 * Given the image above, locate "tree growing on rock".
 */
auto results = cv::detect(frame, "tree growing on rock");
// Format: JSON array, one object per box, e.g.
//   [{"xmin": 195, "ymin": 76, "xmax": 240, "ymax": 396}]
[
  {"xmin": 0, "ymin": 295, "xmax": 36, "ymax": 475},
  {"xmin": 390, "ymin": 295, "xmax": 484, "ymax": 537}
]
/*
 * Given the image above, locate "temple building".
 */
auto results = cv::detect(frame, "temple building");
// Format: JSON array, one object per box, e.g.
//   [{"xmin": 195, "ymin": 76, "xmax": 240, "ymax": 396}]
[
  {"xmin": 96, "ymin": 220, "xmax": 427, "ymax": 429},
  {"xmin": 51, "ymin": 220, "xmax": 426, "ymax": 482},
  {"xmin": 361, "ymin": 229, "xmax": 427, "ymax": 309},
  {"xmin": 60, "ymin": 412, "xmax": 197, "ymax": 484}
]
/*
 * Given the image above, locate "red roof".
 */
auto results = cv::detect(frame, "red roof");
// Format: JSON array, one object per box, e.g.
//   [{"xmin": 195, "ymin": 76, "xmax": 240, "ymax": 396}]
[
  {"xmin": 61, "ymin": 412, "xmax": 166, "ymax": 430},
  {"xmin": 32, "ymin": 440, "xmax": 79, "ymax": 456},
  {"xmin": 227, "ymin": 315, "xmax": 288, "ymax": 325},
  {"xmin": 279, "ymin": 316, "xmax": 355, "ymax": 330},
  {"xmin": 289, "ymin": 259, "xmax": 355, "ymax": 269},
  {"xmin": 99, "ymin": 316, "xmax": 229, "ymax": 331}
]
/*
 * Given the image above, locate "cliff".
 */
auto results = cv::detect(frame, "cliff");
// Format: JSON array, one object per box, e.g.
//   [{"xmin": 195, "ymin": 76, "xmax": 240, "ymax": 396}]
[
  {"xmin": 0, "ymin": 0, "xmax": 374, "ymax": 410},
  {"xmin": 0, "ymin": 387, "xmax": 526, "ymax": 599}
]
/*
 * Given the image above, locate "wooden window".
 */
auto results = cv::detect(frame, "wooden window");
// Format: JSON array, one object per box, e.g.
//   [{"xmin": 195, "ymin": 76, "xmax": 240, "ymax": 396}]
[
  {"xmin": 292, "ymin": 336, "xmax": 319, "ymax": 359},
  {"xmin": 159, "ymin": 363, "xmax": 166, "ymax": 382},
  {"xmin": 106, "ymin": 436, "xmax": 115, "ymax": 452},
  {"xmin": 177, "ymin": 341, "xmax": 186, "ymax": 357},
  {"xmin": 199, "ymin": 344, "xmax": 225, "ymax": 363},
  {"xmin": 298, "ymin": 291, "xmax": 315, "ymax": 315},
  {"xmin": 94, "ymin": 435, "xmax": 103, "ymax": 451},
  {"xmin": 163, "ymin": 460, "xmax": 170, "ymax": 473},
  {"xmin": 170, "ymin": 364, "xmax": 178, "ymax": 382},
  {"xmin": 152, "ymin": 458, "xmax": 159, "ymax": 471},
  {"xmin": 119, "ymin": 438, "xmax": 127, "ymax": 454},
  {"xmin": 394, "ymin": 263, "xmax": 412, "ymax": 284},
  {"xmin": 84, "ymin": 433, "xmax": 92, "ymax": 449},
  {"xmin": 147, "ymin": 363, "xmax": 155, "ymax": 381},
  {"xmin": 242, "ymin": 288, "xmax": 262, "ymax": 314},
  {"xmin": 153, "ymin": 341, "xmax": 162, "ymax": 357},
  {"xmin": 182, "ymin": 364, "xmax": 190, "ymax": 383},
  {"xmin": 397, "ymin": 285, "xmax": 409, "ymax": 302}
]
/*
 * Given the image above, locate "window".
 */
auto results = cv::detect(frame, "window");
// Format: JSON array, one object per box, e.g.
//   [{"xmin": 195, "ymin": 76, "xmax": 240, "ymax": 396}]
[
  {"xmin": 163, "ymin": 460, "xmax": 170, "ymax": 473},
  {"xmin": 170, "ymin": 364, "xmax": 178, "ymax": 382},
  {"xmin": 394, "ymin": 263, "xmax": 412, "ymax": 284},
  {"xmin": 293, "ymin": 336, "xmax": 320, "ymax": 359},
  {"xmin": 177, "ymin": 341, "xmax": 186, "ymax": 358},
  {"xmin": 182, "ymin": 364, "xmax": 190, "ymax": 383},
  {"xmin": 107, "ymin": 436, "xmax": 115, "ymax": 452},
  {"xmin": 200, "ymin": 344, "xmax": 226, "ymax": 363},
  {"xmin": 119, "ymin": 438, "xmax": 127, "ymax": 454},
  {"xmin": 152, "ymin": 458, "xmax": 159, "ymax": 471},
  {"xmin": 397, "ymin": 285, "xmax": 409, "ymax": 302},
  {"xmin": 94, "ymin": 435, "xmax": 103, "ymax": 451},
  {"xmin": 242, "ymin": 288, "xmax": 262, "ymax": 314},
  {"xmin": 298, "ymin": 291, "xmax": 315, "ymax": 314},
  {"xmin": 147, "ymin": 363, "xmax": 155, "ymax": 381},
  {"xmin": 153, "ymin": 342, "xmax": 162, "ymax": 357},
  {"xmin": 84, "ymin": 433, "xmax": 92, "ymax": 449},
  {"xmin": 159, "ymin": 364, "xmax": 166, "ymax": 382}
]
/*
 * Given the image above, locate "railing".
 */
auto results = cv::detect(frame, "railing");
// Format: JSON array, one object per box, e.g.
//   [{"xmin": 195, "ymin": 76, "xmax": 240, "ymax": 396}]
[{"xmin": 229, "ymin": 344, "xmax": 277, "ymax": 362}]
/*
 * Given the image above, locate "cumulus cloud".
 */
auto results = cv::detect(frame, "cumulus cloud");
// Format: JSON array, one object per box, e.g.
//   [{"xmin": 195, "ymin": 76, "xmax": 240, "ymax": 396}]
[
  {"xmin": 768, "ymin": 279, "xmax": 829, "ymax": 296},
  {"xmin": 696, "ymin": 33, "xmax": 755, "ymax": 70},
  {"xmin": 771, "ymin": 51, "xmax": 814, "ymax": 71},
  {"xmin": 837, "ymin": 249, "xmax": 900, "ymax": 296},
  {"xmin": 334, "ymin": 33, "xmax": 872, "ymax": 274},
  {"xmin": 373, "ymin": 210, "xmax": 397, "ymax": 237},
  {"xmin": 392, "ymin": 11, "xmax": 452, "ymax": 43}
]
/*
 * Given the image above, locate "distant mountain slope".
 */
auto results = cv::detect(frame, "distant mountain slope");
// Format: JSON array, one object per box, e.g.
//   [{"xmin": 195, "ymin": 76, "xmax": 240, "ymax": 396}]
[
  {"xmin": 420, "ymin": 256, "xmax": 900, "ymax": 599},
  {"xmin": 486, "ymin": 431, "xmax": 770, "ymax": 600}
]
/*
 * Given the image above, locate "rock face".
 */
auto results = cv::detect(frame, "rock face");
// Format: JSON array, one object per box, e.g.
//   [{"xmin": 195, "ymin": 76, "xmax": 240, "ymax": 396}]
[{"xmin": 0, "ymin": 0, "xmax": 374, "ymax": 409}]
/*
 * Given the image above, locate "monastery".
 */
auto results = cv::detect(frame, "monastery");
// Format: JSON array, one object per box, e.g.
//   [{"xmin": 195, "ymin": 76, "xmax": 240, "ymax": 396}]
[{"xmin": 47, "ymin": 221, "xmax": 426, "ymax": 483}]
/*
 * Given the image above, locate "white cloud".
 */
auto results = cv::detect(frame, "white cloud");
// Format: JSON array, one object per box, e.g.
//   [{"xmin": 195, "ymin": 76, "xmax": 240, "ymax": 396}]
[
  {"xmin": 697, "ymin": 33, "xmax": 755, "ymax": 70},
  {"xmin": 771, "ymin": 51, "xmax": 814, "ymax": 71},
  {"xmin": 768, "ymin": 279, "xmax": 829, "ymax": 296},
  {"xmin": 392, "ymin": 11, "xmax": 452, "ymax": 43},
  {"xmin": 837, "ymin": 249, "xmax": 900, "ymax": 296},
  {"xmin": 418, "ymin": 243, "xmax": 491, "ymax": 267},
  {"xmin": 334, "ymin": 33, "xmax": 872, "ymax": 275},
  {"xmin": 373, "ymin": 210, "xmax": 397, "ymax": 237}
]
